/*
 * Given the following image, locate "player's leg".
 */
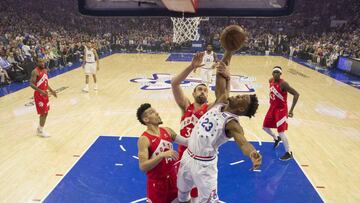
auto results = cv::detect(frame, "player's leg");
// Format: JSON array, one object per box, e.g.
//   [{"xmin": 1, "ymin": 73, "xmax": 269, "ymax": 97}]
[
  {"xmin": 92, "ymin": 74, "xmax": 98, "ymax": 90},
  {"xmin": 147, "ymin": 178, "xmax": 170, "ymax": 203},
  {"xmin": 177, "ymin": 156, "xmax": 195, "ymax": 203},
  {"xmin": 37, "ymin": 112, "xmax": 49, "ymax": 137},
  {"xmin": 35, "ymin": 95, "xmax": 50, "ymax": 137},
  {"xmin": 83, "ymin": 74, "xmax": 89, "ymax": 92},
  {"xmin": 263, "ymin": 108, "xmax": 280, "ymax": 148},
  {"xmin": 275, "ymin": 109, "xmax": 292, "ymax": 160},
  {"xmin": 206, "ymin": 69, "xmax": 212, "ymax": 85},
  {"xmin": 194, "ymin": 162, "xmax": 219, "ymax": 203}
]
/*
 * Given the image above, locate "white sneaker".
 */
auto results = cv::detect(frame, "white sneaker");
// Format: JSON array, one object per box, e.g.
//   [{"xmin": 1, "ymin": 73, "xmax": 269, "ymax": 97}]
[
  {"xmin": 82, "ymin": 86, "xmax": 89, "ymax": 92},
  {"xmin": 37, "ymin": 128, "xmax": 50, "ymax": 138},
  {"xmin": 94, "ymin": 84, "xmax": 98, "ymax": 90}
]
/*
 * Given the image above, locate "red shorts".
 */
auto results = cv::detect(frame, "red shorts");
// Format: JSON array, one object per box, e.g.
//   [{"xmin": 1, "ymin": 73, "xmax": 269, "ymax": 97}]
[
  {"xmin": 34, "ymin": 92, "xmax": 49, "ymax": 115},
  {"xmin": 178, "ymin": 145, "xmax": 198, "ymax": 198},
  {"xmin": 263, "ymin": 107, "xmax": 288, "ymax": 132},
  {"xmin": 147, "ymin": 175, "xmax": 177, "ymax": 203}
]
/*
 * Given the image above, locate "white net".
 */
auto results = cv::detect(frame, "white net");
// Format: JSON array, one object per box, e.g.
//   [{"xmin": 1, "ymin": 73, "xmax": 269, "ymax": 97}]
[{"xmin": 171, "ymin": 17, "xmax": 202, "ymax": 44}]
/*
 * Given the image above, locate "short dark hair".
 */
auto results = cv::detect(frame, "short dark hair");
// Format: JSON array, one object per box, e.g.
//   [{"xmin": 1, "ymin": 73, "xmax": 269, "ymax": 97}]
[
  {"xmin": 245, "ymin": 94, "xmax": 259, "ymax": 118},
  {"xmin": 136, "ymin": 103, "xmax": 151, "ymax": 125},
  {"xmin": 193, "ymin": 83, "xmax": 207, "ymax": 92}
]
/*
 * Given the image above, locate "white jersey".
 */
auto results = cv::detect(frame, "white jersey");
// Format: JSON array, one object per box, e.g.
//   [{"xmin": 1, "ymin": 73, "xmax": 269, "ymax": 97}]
[
  {"xmin": 187, "ymin": 103, "xmax": 238, "ymax": 159},
  {"xmin": 85, "ymin": 47, "xmax": 96, "ymax": 63},
  {"xmin": 201, "ymin": 51, "xmax": 215, "ymax": 69}
]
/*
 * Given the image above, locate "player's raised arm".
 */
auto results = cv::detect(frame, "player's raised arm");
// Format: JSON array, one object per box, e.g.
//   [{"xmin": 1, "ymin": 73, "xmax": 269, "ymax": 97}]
[
  {"xmin": 213, "ymin": 50, "xmax": 232, "ymax": 105},
  {"xmin": 171, "ymin": 52, "xmax": 204, "ymax": 112},
  {"xmin": 225, "ymin": 120, "xmax": 262, "ymax": 170}
]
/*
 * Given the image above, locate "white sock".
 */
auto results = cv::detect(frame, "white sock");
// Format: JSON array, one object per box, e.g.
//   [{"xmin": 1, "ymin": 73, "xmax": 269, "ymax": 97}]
[
  {"xmin": 263, "ymin": 127, "xmax": 278, "ymax": 140},
  {"xmin": 85, "ymin": 84, "xmax": 89, "ymax": 88},
  {"xmin": 279, "ymin": 132, "xmax": 290, "ymax": 152},
  {"xmin": 38, "ymin": 126, "xmax": 43, "ymax": 132}
]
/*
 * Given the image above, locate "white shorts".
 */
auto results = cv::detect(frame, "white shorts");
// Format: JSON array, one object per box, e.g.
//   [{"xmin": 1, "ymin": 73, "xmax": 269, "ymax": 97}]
[
  {"xmin": 177, "ymin": 152, "xmax": 219, "ymax": 203},
  {"xmin": 84, "ymin": 63, "xmax": 97, "ymax": 75},
  {"xmin": 199, "ymin": 68, "xmax": 213, "ymax": 84}
]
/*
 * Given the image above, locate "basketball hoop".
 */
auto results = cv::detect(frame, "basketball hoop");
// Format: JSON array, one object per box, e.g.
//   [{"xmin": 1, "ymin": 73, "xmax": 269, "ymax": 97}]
[{"xmin": 171, "ymin": 16, "xmax": 208, "ymax": 44}]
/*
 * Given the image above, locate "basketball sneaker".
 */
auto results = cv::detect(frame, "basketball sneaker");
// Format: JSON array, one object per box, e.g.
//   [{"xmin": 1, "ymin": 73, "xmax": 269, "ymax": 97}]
[
  {"xmin": 37, "ymin": 128, "xmax": 50, "ymax": 138},
  {"xmin": 280, "ymin": 152, "xmax": 293, "ymax": 161},
  {"xmin": 273, "ymin": 137, "xmax": 281, "ymax": 149},
  {"xmin": 82, "ymin": 86, "xmax": 89, "ymax": 92}
]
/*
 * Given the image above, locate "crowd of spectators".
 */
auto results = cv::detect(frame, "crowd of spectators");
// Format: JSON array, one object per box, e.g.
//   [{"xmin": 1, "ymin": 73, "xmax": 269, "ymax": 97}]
[{"xmin": 0, "ymin": 0, "xmax": 359, "ymax": 85}]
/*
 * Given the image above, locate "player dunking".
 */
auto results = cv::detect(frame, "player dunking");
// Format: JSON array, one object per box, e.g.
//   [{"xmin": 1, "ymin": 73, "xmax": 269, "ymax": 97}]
[
  {"xmin": 263, "ymin": 66, "xmax": 300, "ymax": 161},
  {"xmin": 30, "ymin": 58, "xmax": 57, "ymax": 137},
  {"xmin": 82, "ymin": 42, "xmax": 99, "ymax": 92},
  {"xmin": 177, "ymin": 54, "xmax": 262, "ymax": 203},
  {"xmin": 194, "ymin": 44, "xmax": 218, "ymax": 85},
  {"xmin": 136, "ymin": 103, "xmax": 188, "ymax": 203},
  {"xmin": 171, "ymin": 52, "xmax": 216, "ymax": 202}
]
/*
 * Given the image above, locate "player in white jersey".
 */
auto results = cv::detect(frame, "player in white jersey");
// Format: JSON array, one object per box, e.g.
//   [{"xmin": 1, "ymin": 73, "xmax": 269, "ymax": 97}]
[
  {"xmin": 195, "ymin": 44, "xmax": 218, "ymax": 85},
  {"xmin": 82, "ymin": 42, "xmax": 100, "ymax": 92},
  {"xmin": 177, "ymin": 51, "xmax": 262, "ymax": 203}
]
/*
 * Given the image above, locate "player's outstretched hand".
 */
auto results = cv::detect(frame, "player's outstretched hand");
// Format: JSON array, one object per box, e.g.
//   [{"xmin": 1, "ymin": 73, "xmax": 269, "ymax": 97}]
[
  {"xmin": 250, "ymin": 151, "xmax": 262, "ymax": 170},
  {"xmin": 161, "ymin": 149, "xmax": 179, "ymax": 160},
  {"xmin": 191, "ymin": 52, "xmax": 205, "ymax": 70}
]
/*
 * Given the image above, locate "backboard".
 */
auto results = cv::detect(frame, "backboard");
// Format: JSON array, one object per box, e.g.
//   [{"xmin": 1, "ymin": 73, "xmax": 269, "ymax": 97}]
[{"xmin": 79, "ymin": 0, "xmax": 295, "ymax": 17}]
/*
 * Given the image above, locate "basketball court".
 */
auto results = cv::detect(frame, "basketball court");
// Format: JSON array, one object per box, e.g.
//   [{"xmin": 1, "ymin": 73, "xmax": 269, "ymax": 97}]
[
  {"xmin": 1, "ymin": 0, "xmax": 360, "ymax": 202},
  {"xmin": 1, "ymin": 53, "xmax": 360, "ymax": 202}
]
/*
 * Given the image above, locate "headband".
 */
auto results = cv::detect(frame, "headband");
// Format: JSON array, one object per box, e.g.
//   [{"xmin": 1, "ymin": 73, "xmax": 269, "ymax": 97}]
[{"xmin": 273, "ymin": 67, "xmax": 282, "ymax": 73}]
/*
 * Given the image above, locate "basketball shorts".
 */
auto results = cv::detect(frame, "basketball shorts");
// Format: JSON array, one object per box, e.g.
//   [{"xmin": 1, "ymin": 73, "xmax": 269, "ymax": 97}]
[
  {"xmin": 34, "ymin": 93, "xmax": 49, "ymax": 115},
  {"xmin": 147, "ymin": 175, "xmax": 177, "ymax": 203},
  {"xmin": 84, "ymin": 63, "xmax": 97, "ymax": 75},
  {"xmin": 263, "ymin": 106, "xmax": 288, "ymax": 132},
  {"xmin": 177, "ymin": 152, "xmax": 219, "ymax": 203}
]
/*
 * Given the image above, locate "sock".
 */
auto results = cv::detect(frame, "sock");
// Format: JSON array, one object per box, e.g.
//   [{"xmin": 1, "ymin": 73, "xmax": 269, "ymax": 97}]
[
  {"xmin": 85, "ymin": 84, "xmax": 89, "ymax": 88},
  {"xmin": 279, "ymin": 132, "xmax": 290, "ymax": 152},
  {"xmin": 263, "ymin": 127, "xmax": 278, "ymax": 140},
  {"xmin": 38, "ymin": 126, "xmax": 43, "ymax": 132}
]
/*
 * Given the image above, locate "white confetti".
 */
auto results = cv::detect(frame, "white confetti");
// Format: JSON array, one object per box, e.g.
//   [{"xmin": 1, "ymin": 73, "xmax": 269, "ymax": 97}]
[
  {"xmin": 132, "ymin": 156, "xmax": 139, "ymax": 160},
  {"xmin": 120, "ymin": 145, "xmax": 126, "ymax": 151},
  {"xmin": 130, "ymin": 197, "xmax": 147, "ymax": 203},
  {"xmin": 229, "ymin": 160, "xmax": 245, "ymax": 165}
]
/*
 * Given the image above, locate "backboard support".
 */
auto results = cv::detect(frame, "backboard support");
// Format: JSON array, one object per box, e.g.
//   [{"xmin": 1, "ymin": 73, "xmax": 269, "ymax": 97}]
[{"xmin": 78, "ymin": 0, "xmax": 295, "ymax": 17}]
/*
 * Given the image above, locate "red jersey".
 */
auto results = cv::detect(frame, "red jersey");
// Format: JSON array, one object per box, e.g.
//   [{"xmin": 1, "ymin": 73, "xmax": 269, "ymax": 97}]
[
  {"xmin": 269, "ymin": 78, "xmax": 287, "ymax": 109},
  {"xmin": 142, "ymin": 127, "xmax": 177, "ymax": 180},
  {"xmin": 34, "ymin": 67, "xmax": 48, "ymax": 95},
  {"xmin": 179, "ymin": 103, "xmax": 208, "ymax": 157}
]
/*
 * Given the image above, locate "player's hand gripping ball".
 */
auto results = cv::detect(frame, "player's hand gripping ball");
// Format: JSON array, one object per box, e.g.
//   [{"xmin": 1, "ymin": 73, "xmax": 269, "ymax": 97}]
[{"xmin": 220, "ymin": 25, "xmax": 247, "ymax": 52}]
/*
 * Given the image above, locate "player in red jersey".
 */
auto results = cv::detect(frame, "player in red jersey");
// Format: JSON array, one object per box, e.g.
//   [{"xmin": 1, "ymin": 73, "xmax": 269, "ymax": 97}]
[
  {"xmin": 263, "ymin": 66, "xmax": 300, "ymax": 161},
  {"xmin": 30, "ymin": 58, "xmax": 57, "ymax": 137},
  {"xmin": 171, "ymin": 52, "xmax": 232, "ymax": 202},
  {"xmin": 136, "ymin": 103, "xmax": 188, "ymax": 203}
]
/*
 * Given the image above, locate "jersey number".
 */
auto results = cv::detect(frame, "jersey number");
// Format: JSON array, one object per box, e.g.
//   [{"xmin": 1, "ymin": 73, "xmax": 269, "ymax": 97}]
[{"xmin": 201, "ymin": 118, "xmax": 213, "ymax": 132}]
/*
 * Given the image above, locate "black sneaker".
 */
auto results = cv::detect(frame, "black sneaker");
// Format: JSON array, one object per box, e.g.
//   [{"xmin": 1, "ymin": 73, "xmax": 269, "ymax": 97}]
[
  {"xmin": 280, "ymin": 152, "xmax": 293, "ymax": 161},
  {"xmin": 273, "ymin": 137, "xmax": 281, "ymax": 149}
]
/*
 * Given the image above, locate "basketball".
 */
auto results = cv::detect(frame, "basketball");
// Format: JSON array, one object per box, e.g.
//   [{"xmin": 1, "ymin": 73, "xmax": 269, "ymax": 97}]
[{"xmin": 220, "ymin": 25, "xmax": 247, "ymax": 52}]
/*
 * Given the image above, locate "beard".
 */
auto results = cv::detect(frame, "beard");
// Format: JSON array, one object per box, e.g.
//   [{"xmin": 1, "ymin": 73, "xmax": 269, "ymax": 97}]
[{"xmin": 195, "ymin": 95, "xmax": 207, "ymax": 104}]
